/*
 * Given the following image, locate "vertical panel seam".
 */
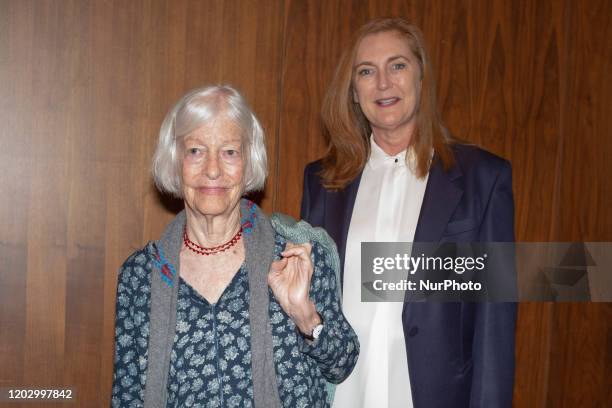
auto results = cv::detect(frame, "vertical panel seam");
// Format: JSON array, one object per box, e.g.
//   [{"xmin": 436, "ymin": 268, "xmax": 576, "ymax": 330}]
[{"xmin": 272, "ymin": 0, "xmax": 288, "ymax": 212}]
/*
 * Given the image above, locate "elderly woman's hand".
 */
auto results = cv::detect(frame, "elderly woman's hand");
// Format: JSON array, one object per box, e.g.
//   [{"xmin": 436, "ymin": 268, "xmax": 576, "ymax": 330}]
[{"xmin": 268, "ymin": 242, "xmax": 321, "ymax": 336}]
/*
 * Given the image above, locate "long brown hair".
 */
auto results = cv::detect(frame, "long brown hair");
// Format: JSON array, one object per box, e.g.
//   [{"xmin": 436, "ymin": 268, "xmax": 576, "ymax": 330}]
[{"xmin": 320, "ymin": 17, "xmax": 455, "ymax": 189}]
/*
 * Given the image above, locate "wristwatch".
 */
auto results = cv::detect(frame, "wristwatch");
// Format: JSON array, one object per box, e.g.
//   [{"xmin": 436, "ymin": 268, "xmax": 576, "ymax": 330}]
[
  {"xmin": 301, "ymin": 314, "xmax": 324, "ymax": 341},
  {"xmin": 311, "ymin": 322, "xmax": 324, "ymax": 340}
]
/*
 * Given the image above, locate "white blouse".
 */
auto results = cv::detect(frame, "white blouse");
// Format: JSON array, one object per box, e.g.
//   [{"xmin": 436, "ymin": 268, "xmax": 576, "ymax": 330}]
[{"xmin": 333, "ymin": 137, "xmax": 428, "ymax": 408}]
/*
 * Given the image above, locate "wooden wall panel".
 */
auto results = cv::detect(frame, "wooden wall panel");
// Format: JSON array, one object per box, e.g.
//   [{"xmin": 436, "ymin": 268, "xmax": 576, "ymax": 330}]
[
  {"xmin": 543, "ymin": 1, "xmax": 612, "ymax": 407},
  {"xmin": 276, "ymin": 0, "xmax": 354, "ymax": 217},
  {"xmin": 0, "ymin": 1, "xmax": 30, "ymax": 397},
  {"xmin": 0, "ymin": 0, "xmax": 284, "ymax": 406},
  {"xmin": 0, "ymin": 0, "xmax": 610, "ymax": 407},
  {"xmin": 556, "ymin": 0, "xmax": 612, "ymax": 241}
]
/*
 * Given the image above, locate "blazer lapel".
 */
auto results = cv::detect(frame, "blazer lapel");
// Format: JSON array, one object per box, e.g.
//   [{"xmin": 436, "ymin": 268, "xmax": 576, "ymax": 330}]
[
  {"xmin": 414, "ymin": 158, "xmax": 463, "ymax": 242},
  {"xmin": 324, "ymin": 157, "xmax": 462, "ymax": 286},
  {"xmin": 404, "ymin": 157, "xmax": 463, "ymax": 305},
  {"xmin": 324, "ymin": 173, "xmax": 362, "ymax": 287}
]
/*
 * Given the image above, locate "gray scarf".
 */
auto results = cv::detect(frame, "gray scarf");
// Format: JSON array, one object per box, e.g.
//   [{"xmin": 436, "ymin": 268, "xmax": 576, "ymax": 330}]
[{"xmin": 143, "ymin": 199, "xmax": 281, "ymax": 408}]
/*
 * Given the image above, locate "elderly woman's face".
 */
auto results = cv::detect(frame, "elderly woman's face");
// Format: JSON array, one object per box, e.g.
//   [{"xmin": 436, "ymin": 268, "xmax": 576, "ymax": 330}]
[
  {"xmin": 181, "ymin": 115, "xmax": 244, "ymax": 218},
  {"xmin": 352, "ymin": 30, "xmax": 422, "ymax": 136}
]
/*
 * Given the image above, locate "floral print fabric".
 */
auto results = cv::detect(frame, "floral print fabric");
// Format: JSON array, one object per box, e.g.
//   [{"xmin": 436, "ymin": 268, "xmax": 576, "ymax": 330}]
[{"xmin": 112, "ymin": 233, "xmax": 358, "ymax": 407}]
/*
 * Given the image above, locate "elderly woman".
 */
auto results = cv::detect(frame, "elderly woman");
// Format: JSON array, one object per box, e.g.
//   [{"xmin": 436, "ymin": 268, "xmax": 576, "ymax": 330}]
[
  {"xmin": 112, "ymin": 85, "xmax": 358, "ymax": 407},
  {"xmin": 301, "ymin": 18, "xmax": 516, "ymax": 408}
]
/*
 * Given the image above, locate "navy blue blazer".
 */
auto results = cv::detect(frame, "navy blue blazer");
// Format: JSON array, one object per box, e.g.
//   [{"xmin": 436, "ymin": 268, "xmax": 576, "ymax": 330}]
[{"xmin": 301, "ymin": 144, "xmax": 517, "ymax": 408}]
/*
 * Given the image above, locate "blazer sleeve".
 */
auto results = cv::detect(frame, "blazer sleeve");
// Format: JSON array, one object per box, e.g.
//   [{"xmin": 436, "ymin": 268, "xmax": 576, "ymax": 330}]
[
  {"xmin": 470, "ymin": 160, "xmax": 517, "ymax": 408},
  {"xmin": 300, "ymin": 163, "xmax": 313, "ymax": 221}
]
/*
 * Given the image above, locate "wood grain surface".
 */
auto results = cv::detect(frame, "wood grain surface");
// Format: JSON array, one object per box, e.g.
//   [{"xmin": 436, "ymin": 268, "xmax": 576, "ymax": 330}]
[
  {"xmin": 0, "ymin": 1, "xmax": 284, "ymax": 406},
  {"xmin": 0, "ymin": 0, "xmax": 610, "ymax": 406}
]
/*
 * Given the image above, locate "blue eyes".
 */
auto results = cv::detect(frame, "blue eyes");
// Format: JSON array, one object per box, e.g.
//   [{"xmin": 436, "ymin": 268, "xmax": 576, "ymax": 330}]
[{"xmin": 357, "ymin": 62, "xmax": 407, "ymax": 76}]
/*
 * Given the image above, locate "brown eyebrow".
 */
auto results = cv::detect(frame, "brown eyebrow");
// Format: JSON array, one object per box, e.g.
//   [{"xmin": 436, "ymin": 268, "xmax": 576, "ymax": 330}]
[{"xmin": 353, "ymin": 55, "xmax": 409, "ymax": 70}]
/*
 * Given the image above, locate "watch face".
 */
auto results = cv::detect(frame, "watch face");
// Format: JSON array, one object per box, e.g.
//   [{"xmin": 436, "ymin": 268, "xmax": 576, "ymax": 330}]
[{"xmin": 312, "ymin": 324, "xmax": 324, "ymax": 339}]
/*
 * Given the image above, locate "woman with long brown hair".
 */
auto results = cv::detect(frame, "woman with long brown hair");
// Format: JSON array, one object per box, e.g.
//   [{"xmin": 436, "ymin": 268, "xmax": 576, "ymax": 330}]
[{"xmin": 301, "ymin": 18, "xmax": 516, "ymax": 408}]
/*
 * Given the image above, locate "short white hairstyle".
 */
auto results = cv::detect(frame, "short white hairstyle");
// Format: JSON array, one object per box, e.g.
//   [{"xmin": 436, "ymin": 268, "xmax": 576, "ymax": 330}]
[{"xmin": 152, "ymin": 85, "xmax": 267, "ymax": 197}]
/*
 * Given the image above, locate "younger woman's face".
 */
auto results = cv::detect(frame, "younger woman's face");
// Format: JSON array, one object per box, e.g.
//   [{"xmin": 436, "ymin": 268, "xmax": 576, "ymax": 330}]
[{"xmin": 352, "ymin": 30, "xmax": 422, "ymax": 138}]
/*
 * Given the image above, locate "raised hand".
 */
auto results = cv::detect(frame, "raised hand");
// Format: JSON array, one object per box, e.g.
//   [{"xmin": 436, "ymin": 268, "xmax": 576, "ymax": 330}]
[{"xmin": 267, "ymin": 242, "xmax": 321, "ymax": 335}]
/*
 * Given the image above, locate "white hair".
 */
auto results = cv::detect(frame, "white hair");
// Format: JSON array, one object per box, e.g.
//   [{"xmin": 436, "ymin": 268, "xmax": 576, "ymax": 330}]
[{"xmin": 152, "ymin": 85, "xmax": 267, "ymax": 197}]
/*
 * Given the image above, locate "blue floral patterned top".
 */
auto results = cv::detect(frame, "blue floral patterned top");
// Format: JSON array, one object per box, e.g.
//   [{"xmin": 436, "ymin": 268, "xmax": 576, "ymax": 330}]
[{"xmin": 112, "ymin": 233, "xmax": 359, "ymax": 407}]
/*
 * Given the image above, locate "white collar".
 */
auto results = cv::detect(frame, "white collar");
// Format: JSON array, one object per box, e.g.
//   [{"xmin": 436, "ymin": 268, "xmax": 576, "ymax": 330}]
[{"xmin": 367, "ymin": 135, "xmax": 417, "ymax": 172}]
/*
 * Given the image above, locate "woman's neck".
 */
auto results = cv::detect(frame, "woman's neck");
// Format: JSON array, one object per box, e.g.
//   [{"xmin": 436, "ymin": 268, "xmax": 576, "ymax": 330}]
[
  {"xmin": 371, "ymin": 123, "xmax": 415, "ymax": 156},
  {"xmin": 184, "ymin": 206, "xmax": 242, "ymax": 247}
]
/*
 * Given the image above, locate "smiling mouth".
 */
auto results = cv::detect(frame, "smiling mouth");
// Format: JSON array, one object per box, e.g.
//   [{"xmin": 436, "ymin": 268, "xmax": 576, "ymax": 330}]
[
  {"xmin": 197, "ymin": 187, "xmax": 228, "ymax": 194},
  {"xmin": 375, "ymin": 97, "xmax": 400, "ymax": 107}
]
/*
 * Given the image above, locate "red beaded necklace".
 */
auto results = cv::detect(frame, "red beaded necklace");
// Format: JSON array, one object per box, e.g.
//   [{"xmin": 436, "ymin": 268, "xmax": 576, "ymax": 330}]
[{"xmin": 183, "ymin": 226, "xmax": 243, "ymax": 256}]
